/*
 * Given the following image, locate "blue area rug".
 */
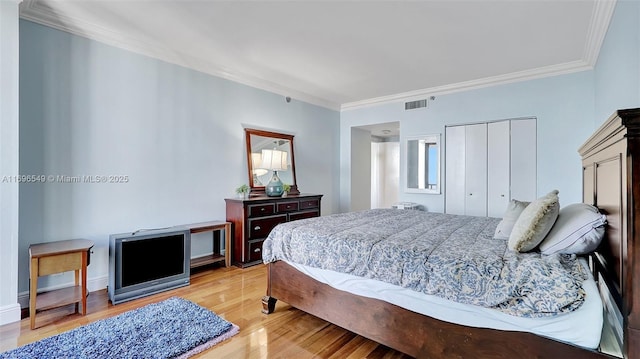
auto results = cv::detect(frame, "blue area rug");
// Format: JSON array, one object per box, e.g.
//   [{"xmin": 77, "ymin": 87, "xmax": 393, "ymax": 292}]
[{"xmin": 0, "ymin": 297, "xmax": 239, "ymax": 359}]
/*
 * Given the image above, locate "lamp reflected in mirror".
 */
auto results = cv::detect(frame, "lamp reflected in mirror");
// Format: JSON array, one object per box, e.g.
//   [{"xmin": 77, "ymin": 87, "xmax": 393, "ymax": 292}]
[{"xmin": 251, "ymin": 153, "xmax": 268, "ymax": 185}]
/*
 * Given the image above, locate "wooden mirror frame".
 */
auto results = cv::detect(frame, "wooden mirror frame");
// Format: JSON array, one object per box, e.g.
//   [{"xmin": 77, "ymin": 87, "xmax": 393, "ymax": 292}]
[{"xmin": 245, "ymin": 128, "xmax": 299, "ymax": 196}]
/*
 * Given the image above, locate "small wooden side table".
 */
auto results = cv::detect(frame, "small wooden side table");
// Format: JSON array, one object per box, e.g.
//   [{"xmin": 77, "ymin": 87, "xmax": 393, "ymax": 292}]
[
  {"xmin": 183, "ymin": 221, "xmax": 231, "ymax": 269},
  {"xmin": 29, "ymin": 239, "xmax": 94, "ymax": 329}
]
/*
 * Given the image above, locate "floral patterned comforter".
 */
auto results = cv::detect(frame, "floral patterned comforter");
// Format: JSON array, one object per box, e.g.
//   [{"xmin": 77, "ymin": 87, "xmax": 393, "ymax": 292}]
[{"xmin": 262, "ymin": 208, "xmax": 587, "ymax": 317}]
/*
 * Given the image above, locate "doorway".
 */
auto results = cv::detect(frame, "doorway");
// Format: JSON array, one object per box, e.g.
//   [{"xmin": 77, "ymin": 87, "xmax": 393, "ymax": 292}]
[{"xmin": 351, "ymin": 122, "xmax": 400, "ymax": 210}]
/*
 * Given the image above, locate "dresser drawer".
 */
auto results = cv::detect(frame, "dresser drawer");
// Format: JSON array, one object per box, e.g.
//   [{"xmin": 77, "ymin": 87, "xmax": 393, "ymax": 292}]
[
  {"xmin": 290, "ymin": 210, "xmax": 319, "ymax": 221},
  {"xmin": 277, "ymin": 201, "xmax": 299, "ymax": 212},
  {"xmin": 248, "ymin": 203, "xmax": 275, "ymax": 217},
  {"xmin": 248, "ymin": 214, "xmax": 287, "ymax": 239},
  {"xmin": 300, "ymin": 199, "xmax": 320, "ymax": 210},
  {"xmin": 247, "ymin": 239, "xmax": 265, "ymax": 262}
]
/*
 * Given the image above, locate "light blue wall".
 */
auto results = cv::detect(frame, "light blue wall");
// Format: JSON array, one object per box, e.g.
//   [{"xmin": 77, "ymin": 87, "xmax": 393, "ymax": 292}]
[
  {"xmin": 594, "ymin": 0, "xmax": 640, "ymax": 124},
  {"xmin": 18, "ymin": 20, "xmax": 340, "ymax": 294},
  {"xmin": 341, "ymin": 72, "xmax": 595, "ymax": 213}
]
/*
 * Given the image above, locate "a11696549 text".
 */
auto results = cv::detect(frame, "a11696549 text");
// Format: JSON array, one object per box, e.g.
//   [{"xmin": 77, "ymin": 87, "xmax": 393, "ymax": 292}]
[{"xmin": 1, "ymin": 175, "xmax": 129, "ymax": 183}]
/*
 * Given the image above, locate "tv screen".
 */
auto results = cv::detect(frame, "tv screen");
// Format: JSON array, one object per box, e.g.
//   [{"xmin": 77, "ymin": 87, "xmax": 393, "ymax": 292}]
[
  {"xmin": 121, "ymin": 234, "xmax": 185, "ymax": 287},
  {"xmin": 109, "ymin": 229, "xmax": 191, "ymax": 305}
]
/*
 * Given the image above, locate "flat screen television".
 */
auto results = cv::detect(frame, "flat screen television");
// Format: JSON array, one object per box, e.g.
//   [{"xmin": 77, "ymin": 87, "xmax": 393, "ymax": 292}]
[{"xmin": 108, "ymin": 228, "xmax": 191, "ymax": 305}]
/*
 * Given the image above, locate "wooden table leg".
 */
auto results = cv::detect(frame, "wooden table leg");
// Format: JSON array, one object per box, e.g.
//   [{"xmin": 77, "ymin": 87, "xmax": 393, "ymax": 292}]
[
  {"xmin": 74, "ymin": 268, "xmax": 80, "ymax": 313},
  {"xmin": 81, "ymin": 251, "xmax": 88, "ymax": 315},
  {"xmin": 29, "ymin": 257, "xmax": 38, "ymax": 330},
  {"xmin": 224, "ymin": 223, "xmax": 231, "ymax": 267}
]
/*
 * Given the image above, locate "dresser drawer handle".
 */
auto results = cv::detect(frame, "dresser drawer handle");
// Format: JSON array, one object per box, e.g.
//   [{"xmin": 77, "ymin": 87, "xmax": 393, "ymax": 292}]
[
  {"xmin": 261, "ymin": 208, "xmax": 265, "ymax": 211},
  {"xmin": 286, "ymin": 205, "xmax": 291, "ymax": 209},
  {"xmin": 254, "ymin": 248, "xmax": 261, "ymax": 253},
  {"xmin": 254, "ymin": 225, "xmax": 261, "ymax": 231}
]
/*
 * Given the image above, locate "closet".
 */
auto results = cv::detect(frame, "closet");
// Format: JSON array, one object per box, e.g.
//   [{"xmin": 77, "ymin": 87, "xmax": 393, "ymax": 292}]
[{"xmin": 445, "ymin": 118, "xmax": 536, "ymax": 217}]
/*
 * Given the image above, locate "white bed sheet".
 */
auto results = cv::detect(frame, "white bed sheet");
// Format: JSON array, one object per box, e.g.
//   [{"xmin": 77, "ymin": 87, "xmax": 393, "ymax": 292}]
[{"xmin": 286, "ymin": 258, "xmax": 603, "ymax": 349}]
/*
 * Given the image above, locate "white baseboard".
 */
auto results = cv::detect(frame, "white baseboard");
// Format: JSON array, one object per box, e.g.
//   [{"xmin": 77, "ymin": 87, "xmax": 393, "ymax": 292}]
[
  {"xmin": 0, "ymin": 302, "xmax": 21, "ymax": 326},
  {"xmin": 17, "ymin": 275, "xmax": 109, "ymax": 309}
]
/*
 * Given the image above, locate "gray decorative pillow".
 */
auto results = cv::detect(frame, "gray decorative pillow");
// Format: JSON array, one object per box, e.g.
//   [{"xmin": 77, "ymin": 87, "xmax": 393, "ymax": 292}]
[
  {"xmin": 508, "ymin": 190, "xmax": 560, "ymax": 252},
  {"xmin": 539, "ymin": 203, "xmax": 607, "ymax": 255},
  {"xmin": 494, "ymin": 200, "xmax": 530, "ymax": 239}
]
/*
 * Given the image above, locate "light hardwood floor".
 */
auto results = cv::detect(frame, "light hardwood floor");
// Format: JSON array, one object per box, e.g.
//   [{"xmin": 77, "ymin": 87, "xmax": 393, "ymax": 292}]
[{"xmin": 0, "ymin": 264, "xmax": 410, "ymax": 358}]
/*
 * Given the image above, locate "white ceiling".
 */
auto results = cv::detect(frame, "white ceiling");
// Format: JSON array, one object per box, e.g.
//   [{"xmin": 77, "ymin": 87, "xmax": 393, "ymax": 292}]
[{"xmin": 19, "ymin": 0, "xmax": 616, "ymax": 111}]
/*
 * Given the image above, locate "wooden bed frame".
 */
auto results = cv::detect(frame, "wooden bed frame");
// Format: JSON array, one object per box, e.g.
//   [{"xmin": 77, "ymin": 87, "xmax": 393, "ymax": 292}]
[{"xmin": 262, "ymin": 108, "xmax": 640, "ymax": 358}]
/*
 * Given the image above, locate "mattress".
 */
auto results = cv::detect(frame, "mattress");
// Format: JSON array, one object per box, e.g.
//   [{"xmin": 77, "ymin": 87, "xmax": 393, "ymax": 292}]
[
  {"xmin": 286, "ymin": 257, "xmax": 603, "ymax": 349},
  {"xmin": 265, "ymin": 209, "xmax": 589, "ymax": 318}
]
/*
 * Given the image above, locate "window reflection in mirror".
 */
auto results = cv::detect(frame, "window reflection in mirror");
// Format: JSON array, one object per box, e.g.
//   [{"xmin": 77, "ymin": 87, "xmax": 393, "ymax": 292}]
[{"xmin": 405, "ymin": 134, "xmax": 440, "ymax": 194}]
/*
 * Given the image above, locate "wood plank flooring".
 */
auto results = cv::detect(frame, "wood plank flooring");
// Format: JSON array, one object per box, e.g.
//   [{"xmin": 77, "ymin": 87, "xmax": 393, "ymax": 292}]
[{"xmin": 0, "ymin": 264, "xmax": 411, "ymax": 358}]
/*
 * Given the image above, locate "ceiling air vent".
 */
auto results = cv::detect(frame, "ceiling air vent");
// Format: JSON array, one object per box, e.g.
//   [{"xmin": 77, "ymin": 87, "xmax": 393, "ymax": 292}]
[{"xmin": 405, "ymin": 99, "xmax": 428, "ymax": 110}]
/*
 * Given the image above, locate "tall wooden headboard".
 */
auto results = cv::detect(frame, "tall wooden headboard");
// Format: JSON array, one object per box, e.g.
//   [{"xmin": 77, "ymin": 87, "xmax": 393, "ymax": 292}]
[{"xmin": 579, "ymin": 108, "xmax": 640, "ymax": 358}]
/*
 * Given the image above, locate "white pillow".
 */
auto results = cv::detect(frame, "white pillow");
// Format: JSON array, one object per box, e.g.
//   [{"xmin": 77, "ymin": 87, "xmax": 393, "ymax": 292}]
[
  {"xmin": 508, "ymin": 190, "xmax": 560, "ymax": 252},
  {"xmin": 539, "ymin": 203, "xmax": 606, "ymax": 255},
  {"xmin": 494, "ymin": 200, "xmax": 530, "ymax": 239}
]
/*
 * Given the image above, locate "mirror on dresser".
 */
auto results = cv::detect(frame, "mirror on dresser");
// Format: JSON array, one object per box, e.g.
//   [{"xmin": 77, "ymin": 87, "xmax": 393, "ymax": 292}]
[
  {"xmin": 405, "ymin": 134, "xmax": 440, "ymax": 194},
  {"xmin": 245, "ymin": 128, "xmax": 299, "ymax": 195}
]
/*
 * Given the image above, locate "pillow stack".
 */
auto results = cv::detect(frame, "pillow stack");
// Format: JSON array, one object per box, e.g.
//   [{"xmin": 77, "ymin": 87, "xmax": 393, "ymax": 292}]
[{"xmin": 494, "ymin": 190, "xmax": 607, "ymax": 254}]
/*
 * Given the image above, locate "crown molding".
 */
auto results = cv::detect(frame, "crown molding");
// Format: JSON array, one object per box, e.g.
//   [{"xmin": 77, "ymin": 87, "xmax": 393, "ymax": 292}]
[
  {"xmin": 583, "ymin": 0, "xmax": 617, "ymax": 66},
  {"xmin": 341, "ymin": 60, "xmax": 593, "ymax": 111},
  {"xmin": 19, "ymin": 0, "xmax": 341, "ymax": 111}
]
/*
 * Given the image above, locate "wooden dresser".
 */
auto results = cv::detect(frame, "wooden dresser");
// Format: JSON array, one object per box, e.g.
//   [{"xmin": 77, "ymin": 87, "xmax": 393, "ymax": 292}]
[{"xmin": 225, "ymin": 194, "xmax": 322, "ymax": 267}]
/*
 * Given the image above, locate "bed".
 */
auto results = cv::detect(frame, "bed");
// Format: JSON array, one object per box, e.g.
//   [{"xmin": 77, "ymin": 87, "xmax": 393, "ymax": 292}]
[{"xmin": 261, "ymin": 108, "xmax": 640, "ymax": 358}]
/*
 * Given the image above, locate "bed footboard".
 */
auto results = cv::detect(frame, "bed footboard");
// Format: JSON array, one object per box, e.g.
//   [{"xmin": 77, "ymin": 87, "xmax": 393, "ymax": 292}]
[{"xmin": 264, "ymin": 261, "xmax": 612, "ymax": 358}]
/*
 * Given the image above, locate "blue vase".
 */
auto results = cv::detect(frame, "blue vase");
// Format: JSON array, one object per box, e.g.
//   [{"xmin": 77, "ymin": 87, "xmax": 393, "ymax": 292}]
[{"xmin": 265, "ymin": 171, "xmax": 284, "ymax": 196}]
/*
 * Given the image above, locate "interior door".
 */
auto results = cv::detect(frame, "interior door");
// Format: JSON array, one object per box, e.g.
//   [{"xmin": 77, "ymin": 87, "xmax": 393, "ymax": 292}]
[
  {"xmin": 510, "ymin": 118, "xmax": 537, "ymax": 201},
  {"xmin": 487, "ymin": 121, "xmax": 510, "ymax": 217},
  {"xmin": 445, "ymin": 126, "xmax": 466, "ymax": 215},
  {"xmin": 464, "ymin": 124, "xmax": 488, "ymax": 216}
]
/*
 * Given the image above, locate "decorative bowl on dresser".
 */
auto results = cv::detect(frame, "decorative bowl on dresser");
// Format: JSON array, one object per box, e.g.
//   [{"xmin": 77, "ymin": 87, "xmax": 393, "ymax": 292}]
[{"xmin": 225, "ymin": 194, "xmax": 322, "ymax": 268}]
